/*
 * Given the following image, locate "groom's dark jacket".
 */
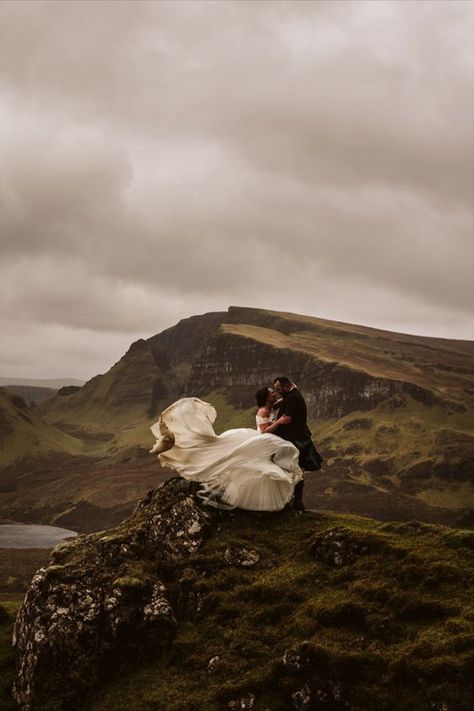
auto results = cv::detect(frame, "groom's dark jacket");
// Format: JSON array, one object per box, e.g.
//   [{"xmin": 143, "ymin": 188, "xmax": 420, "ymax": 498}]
[{"xmin": 273, "ymin": 388, "xmax": 312, "ymax": 441}]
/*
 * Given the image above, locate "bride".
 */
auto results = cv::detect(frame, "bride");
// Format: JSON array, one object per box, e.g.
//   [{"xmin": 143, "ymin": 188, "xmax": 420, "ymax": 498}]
[{"xmin": 149, "ymin": 388, "xmax": 303, "ymax": 511}]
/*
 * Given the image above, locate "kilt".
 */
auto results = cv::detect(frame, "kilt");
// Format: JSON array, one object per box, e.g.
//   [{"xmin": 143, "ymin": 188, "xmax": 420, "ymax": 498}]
[{"xmin": 292, "ymin": 438, "xmax": 324, "ymax": 471}]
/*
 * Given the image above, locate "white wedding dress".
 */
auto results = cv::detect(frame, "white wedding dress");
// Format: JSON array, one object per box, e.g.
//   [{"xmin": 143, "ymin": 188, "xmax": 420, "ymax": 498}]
[{"xmin": 149, "ymin": 397, "xmax": 303, "ymax": 511}]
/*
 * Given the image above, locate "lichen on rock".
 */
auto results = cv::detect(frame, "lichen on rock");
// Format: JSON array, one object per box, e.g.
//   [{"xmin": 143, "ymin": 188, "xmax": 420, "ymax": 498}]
[
  {"xmin": 308, "ymin": 526, "xmax": 387, "ymax": 567},
  {"xmin": 11, "ymin": 478, "xmax": 210, "ymax": 711},
  {"xmin": 224, "ymin": 544, "xmax": 260, "ymax": 567}
]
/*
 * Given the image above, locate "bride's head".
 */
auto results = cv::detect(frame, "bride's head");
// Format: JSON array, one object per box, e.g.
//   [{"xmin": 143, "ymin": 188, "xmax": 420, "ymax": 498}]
[{"xmin": 255, "ymin": 387, "xmax": 275, "ymax": 409}]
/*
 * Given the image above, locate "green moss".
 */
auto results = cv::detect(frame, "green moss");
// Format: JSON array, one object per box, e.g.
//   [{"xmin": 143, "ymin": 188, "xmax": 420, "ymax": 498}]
[
  {"xmin": 112, "ymin": 576, "xmax": 148, "ymax": 590},
  {"xmin": 442, "ymin": 529, "xmax": 474, "ymax": 550},
  {"xmin": 417, "ymin": 481, "xmax": 474, "ymax": 509},
  {"xmin": 76, "ymin": 509, "xmax": 473, "ymax": 711}
]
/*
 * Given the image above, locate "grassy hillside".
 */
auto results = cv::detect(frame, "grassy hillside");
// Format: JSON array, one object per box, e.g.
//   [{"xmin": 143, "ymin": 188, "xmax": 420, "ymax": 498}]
[
  {"xmin": 0, "ymin": 389, "xmax": 83, "ymax": 468},
  {"xmin": 35, "ymin": 340, "xmax": 160, "ymax": 433},
  {"xmin": 70, "ymin": 507, "xmax": 474, "ymax": 709},
  {"xmin": 312, "ymin": 393, "xmax": 474, "ymax": 516}
]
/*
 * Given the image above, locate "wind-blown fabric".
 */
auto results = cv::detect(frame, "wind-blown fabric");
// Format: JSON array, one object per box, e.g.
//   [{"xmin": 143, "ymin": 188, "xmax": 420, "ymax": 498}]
[{"xmin": 150, "ymin": 397, "xmax": 303, "ymax": 511}]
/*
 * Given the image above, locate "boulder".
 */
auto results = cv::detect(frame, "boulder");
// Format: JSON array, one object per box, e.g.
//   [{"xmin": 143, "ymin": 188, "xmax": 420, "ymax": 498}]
[
  {"xmin": 224, "ymin": 545, "xmax": 260, "ymax": 567},
  {"xmin": 309, "ymin": 526, "xmax": 388, "ymax": 567},
  {"xmin": 12, "ymin": 478, "xmax": 210, "ymax": 711}
]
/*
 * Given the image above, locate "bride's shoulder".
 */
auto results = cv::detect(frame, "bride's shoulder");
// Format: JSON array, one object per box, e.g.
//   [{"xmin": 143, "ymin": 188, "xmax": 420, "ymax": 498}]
[{"xmin": 256, "ymin": 407, "xmax": 270, "ymax": 417}]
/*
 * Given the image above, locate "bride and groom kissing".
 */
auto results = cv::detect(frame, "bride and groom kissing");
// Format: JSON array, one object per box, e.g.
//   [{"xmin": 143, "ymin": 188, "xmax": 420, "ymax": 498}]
[
  {"xmin": 255, "ymin": 376, "xmax": 323, "ymax": 511},
  {"xmin": 149, "ymin": 375, "xmax": 323, "ymax": 513}
]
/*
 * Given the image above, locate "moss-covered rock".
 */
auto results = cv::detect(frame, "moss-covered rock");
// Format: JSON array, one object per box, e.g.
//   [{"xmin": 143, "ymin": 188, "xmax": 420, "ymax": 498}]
[
  {"xmin": 11, "ymin": 478, "xmax": 210, "ymax": 710},
  {"xmin": 9, "ymin": 478, "xmax": 474, "ymax": 711}
]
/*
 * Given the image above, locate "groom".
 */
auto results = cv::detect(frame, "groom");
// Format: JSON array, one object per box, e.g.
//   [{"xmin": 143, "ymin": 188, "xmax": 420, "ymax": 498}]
[{"xmin": 273, "ymin": 375, "xmax": 323, "ymax": 511}]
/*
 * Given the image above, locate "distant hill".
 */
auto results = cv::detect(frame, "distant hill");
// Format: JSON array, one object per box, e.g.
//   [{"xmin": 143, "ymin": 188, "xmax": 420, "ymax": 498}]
[
  {"xmin": 0, "ymin": 377, "xmax": 85, "ymax": 388},
  {"xmin": 0, "ymin": 389, "xmax": 82, "ymax": 469},
  {"xmin": 0, "ymin": 306, "xmax": 473, "ymax": 530},
  {"xmin": 3, "ymin": 385, "xmax": 57, "ymax": 403}
]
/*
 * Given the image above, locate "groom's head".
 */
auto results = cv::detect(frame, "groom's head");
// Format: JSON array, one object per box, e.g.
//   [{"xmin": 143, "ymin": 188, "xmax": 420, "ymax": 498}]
[{"xmin": 273, "ymin": 375, "xmax": 292, "ymax": 395}]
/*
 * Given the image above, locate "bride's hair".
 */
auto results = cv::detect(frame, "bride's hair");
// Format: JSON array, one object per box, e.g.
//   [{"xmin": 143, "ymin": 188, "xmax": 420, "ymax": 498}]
[{"xmin": 255, "ymin": 387, "xmax": 270, "ymax": 408}]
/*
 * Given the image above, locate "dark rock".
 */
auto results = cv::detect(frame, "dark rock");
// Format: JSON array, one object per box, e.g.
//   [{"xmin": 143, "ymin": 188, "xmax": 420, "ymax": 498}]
[
  {"xmin": 228, "ymin": 693, "xmax": 256, "ymax": 710},
  {"xmin": 311, "ymin": 680, "xmax": 351, "ymax": 709},
  {"xmin": 292, "ymin": 683, "xmax": 312, "ymax": 710},
  {"xmin": 291, "ymin": 676, "xmax": 351, "ymax": 710},
  {"xmin": 207, "ymin": 654, "xmax": 221, "ymax": 675},
  {"xmin": 283, "ymin": 642, "xmax": 313, "ymax": 673},
  {"xmin": 11, "ymin": 478, "xmax": 211, "ymax": 711},
  {"xmin": 224, "ymin": 545, "xmax": 260, "ymax": 567},
  {"xmin": 309, "ymin": 527, "xmax": 384, "ymax": 567}
]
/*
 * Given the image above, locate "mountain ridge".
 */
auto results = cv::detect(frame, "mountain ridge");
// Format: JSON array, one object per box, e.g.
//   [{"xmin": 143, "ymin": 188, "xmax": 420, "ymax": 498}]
[{"xmin": 1, "ymin": 306, "xmax": 473, "ymax": 531}]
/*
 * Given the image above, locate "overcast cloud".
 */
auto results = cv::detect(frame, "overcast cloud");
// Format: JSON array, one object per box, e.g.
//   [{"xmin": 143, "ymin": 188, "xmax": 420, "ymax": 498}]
[{"xmin": 0, "ymin": 0, "xmax": 473, "ymax": 380}]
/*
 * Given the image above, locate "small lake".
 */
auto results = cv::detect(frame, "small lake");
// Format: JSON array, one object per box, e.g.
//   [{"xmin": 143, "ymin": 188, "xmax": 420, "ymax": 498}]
[{"xmin": 0, "ymin": 524, "xmax": 78, "ymax": 549}]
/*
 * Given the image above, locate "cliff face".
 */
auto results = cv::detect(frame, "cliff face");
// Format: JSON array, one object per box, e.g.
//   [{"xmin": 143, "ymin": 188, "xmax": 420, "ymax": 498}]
[
  {"xmin": 10, "ymin": 479, "xmax": 474, "ymax": 711},
  {"xmin": 12, "ymin": 479, "xmax": 210, "ymax": 710},
  {"xmin": 188, "ymin": 329, "xmax": 436, "ymax": 419},
  {"xmin": 38, "ymin": 304, "xmax": 474, "ymax": 433}
]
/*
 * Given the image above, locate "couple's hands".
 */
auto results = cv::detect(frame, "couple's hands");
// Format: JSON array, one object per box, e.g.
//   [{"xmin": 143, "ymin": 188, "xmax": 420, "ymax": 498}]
[{"xmin": 259, "ymin": 412, "xmax": 291, "ymax": 434}]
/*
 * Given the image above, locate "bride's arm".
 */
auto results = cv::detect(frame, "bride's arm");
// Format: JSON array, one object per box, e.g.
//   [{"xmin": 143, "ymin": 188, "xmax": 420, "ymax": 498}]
[{"xmin": 259, "ymin": 414, "xmax": 291, "ymax": 434}]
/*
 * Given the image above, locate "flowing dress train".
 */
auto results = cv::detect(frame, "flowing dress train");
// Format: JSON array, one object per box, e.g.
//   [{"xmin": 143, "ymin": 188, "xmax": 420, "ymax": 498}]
[{"xmin": 149, "ymin": 397, "xmax": 303, "ymax": 511}]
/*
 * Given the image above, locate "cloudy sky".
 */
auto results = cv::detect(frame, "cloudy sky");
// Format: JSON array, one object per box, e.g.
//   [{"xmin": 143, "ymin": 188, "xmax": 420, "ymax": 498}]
[{"xmin": 1, "ymin": 0, "xmax": 473, "ymax": 380}]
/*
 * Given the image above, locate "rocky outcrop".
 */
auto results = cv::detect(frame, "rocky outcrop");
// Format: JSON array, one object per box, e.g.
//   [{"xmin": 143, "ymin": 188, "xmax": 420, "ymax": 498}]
[
  {"xmin": 11, "ymin": 479, "xmax": 210, "ymax": 711},
  {"xmin": 8, "ymin": 481, "xmax": 473, "ymax": 711},
  {"xmin": 308, "ymin": 526, "xmax": 390, "ymax": 567},
  {"xmin": 148, "ymin": 310, "xmax": 227, "ymax": 366}
]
